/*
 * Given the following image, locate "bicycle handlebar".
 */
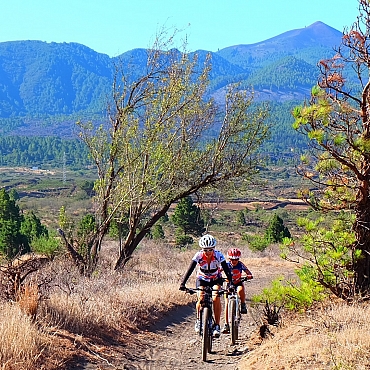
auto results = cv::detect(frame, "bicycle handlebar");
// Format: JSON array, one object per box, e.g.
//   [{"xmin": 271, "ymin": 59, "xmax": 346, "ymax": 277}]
[
  {"xmin": 182, "ymin": 276, "xmax": 251, "ymax": 295},
  {"xmin": 184, "ymin": 287, "xmax": 228, "ymax": 296}
]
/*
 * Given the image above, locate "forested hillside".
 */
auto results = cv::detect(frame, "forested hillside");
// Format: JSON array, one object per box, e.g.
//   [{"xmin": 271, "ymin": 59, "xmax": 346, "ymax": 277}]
[
  {"xmin": 0, "ymin": 21, "xmax": 345, "ymax": 168},
  {"xmin": 0, "ymin": 136, "xmax": 91, "ymax": 168}
]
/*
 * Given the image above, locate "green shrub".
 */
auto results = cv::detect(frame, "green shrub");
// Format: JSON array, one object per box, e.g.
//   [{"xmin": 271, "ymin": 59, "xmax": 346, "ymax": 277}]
[
  {"xmin": 265, "ymin": 214, "xmax": 291, "ymax": 243},
  {"xmin": 31, "ymin": 231, "xmax": 61, "ymax": 257},
  {"xmin": 243, "ymin": 234, "xmax": 269, "ymax": 251},
  {"xmin": 252, "ymin": 267, "xmax": 327, "ymax": 311},
  {"xmin": 152, "ymin": 224, "xmax": 165, "ymax": 240},
  {"xmin": 175, "ymin": 234, "xmax": 194, "ymax": 248}
]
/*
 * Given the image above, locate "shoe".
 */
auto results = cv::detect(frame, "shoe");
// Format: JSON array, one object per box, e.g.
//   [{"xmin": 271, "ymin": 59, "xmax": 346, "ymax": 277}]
[
  {"xmin": 195, "ymin": 319, "xmax": 201, "ymax": 333},
  {"xmin": 213, "ymin": 324, "xmax": 221, "ymax": 338},
  {"xmin": 222, "ymin": 323, "xmax": 230, "ymax": 334},
  {"xmin": 241, "ymin": 303, "xmax": 248, "ymax": 314}
]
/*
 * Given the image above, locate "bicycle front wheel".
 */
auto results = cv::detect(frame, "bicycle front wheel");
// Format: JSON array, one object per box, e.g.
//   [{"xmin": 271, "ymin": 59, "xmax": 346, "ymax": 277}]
[
  {"xmin": 201, "ymin": 307, "xmax": 210, "ymax": 361},
  {"xmin": 229, "ymin": 299, "xmax": 238, "ymax": 345},
  {"xmin": 207, "ymin": 315, "xmax": 213, "ymax": 354}
]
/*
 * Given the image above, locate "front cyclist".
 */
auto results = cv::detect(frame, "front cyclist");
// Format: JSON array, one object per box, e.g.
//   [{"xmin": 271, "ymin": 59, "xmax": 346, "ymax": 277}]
[{"xmin": 179, "ymin": 234, "xmax": 232, "ymax": 338}]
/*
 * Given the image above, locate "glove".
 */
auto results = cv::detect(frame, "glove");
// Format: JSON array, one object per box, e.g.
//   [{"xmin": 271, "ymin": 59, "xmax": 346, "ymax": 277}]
[
  {"xmin": 179, "ymin": 284, "xmax": 186, "ymax": 291},
  {"xmin": 247, "ymin": 275, "xmax": 253, "ymax": 280}
]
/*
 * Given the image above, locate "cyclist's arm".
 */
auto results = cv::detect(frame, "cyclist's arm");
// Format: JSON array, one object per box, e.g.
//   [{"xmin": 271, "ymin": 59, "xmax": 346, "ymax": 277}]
[
  {"xmin": 180, "ymin": 260, "xmax": 197, "ymax": 286},
  {"xmin": 221, "ymin": 260, "xmax": 233, "ymax": 283},
  {"xmin": 240, "ymin": 262, "xmax": 253, "ymax": 279}
]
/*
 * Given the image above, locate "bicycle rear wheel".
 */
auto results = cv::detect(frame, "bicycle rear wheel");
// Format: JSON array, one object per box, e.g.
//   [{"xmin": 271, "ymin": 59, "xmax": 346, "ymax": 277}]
[
  {"xmin": 229, "ymin": 299, "xmax": 238, "ymax": 345},
  {"xmin": 201, "ymin": 307, "xmax": 210, "ymax": 361}
]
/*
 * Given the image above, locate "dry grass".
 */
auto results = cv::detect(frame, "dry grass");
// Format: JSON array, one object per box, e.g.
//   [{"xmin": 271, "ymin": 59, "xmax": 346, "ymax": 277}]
[
  {"xmin": 4, "ymin": 239, "xmax": 367, "ymax": 369},
  {"xmin": 38, "ymin": 241, "xmax": 194, "ymax": 332},
  {"xmin": 0, "ymin": 241, "xmax": 198, "ymax": 369},
  {"xmin": 0, "ymin": 238, "xmax": 298, "ymax": 369},
  {"xmin": 17, "ymin": 283, "xmax": 39, "ymax": 319},
  {"xmin": 242, "ymin": 300, "xmax": 370, "ymax": 370},
  {"xmin": 0, "ymin": 303, "xmax": 47, "ymax": 370}
]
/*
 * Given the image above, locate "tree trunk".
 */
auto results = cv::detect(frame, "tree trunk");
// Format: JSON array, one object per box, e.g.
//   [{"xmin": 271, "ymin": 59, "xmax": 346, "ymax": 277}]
[
  {"xmin": 114, "ymin": 204, "xmax": 171, "ymax": 270},
  {"xmin": 354, "ymin": 192, "xmax": 370, "ymax": 293}
]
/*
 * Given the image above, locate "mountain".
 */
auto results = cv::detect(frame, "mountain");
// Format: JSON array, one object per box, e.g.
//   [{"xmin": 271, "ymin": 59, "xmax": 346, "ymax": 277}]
[
  {"xmin": 0, "ymin": 22, "xmax": 344, "ymax": 136},
  {"xmin": 212, "ymin": 21, "xmax": 343, "ymax": 103},
  {"xmin": 217, "ymin": 21, "xmax": 341, "ymax": 68},
  {"xmin": 0, "ymin": 41, "xmax": 112, "ymax": 117}
]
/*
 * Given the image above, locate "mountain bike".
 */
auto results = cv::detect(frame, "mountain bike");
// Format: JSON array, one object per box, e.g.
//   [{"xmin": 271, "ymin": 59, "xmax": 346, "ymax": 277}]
[
  {"xmin": 186, "ymin": 285, "xmax": 226, "ymax": 362},
  {"xmin": 225, "ymin": 277, "xmax": 249, "ymax": 345}
]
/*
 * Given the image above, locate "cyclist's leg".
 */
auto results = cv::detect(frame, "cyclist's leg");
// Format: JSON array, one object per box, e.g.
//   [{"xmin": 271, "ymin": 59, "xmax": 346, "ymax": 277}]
[
  {"xmin": 196, "ymin": 279, "xmax": 206, "ymax": 319},
  {"xmin": 238, "ymin": 283, "xmax": 248, "ymax": 313},
  {"xmin": 222, "ymin": 293, "xmax": 230, "ymax": 333},
  {"xmin": 211, "ymin": 282, "xmax": 222, "ymax": 337},
  {"xmin": 211, "ymin": 279, "xmax": 222, "ymax": 326},
  {"xmin": 237, "ymin": 283, "xmax": 246, "ymax": 303}
]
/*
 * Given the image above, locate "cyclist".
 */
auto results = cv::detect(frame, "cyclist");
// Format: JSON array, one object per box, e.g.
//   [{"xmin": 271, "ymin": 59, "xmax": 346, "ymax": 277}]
[
  {"xmin": 222, "ymin": 247, "xmax": 253, "ymax": 334},
  {"xmin": 179, "ymin": 234, "xmax": 233, "ymax": 338}
]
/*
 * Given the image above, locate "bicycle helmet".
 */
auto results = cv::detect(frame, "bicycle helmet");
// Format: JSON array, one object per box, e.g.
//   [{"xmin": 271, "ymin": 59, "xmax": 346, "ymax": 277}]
[
  {"xmin": 227, "ymin": 248, "xmax": 241, "ymax": 260},
  {"xmin": 199, "ymin": 234, "xmax": 217, "ymax": 249}
]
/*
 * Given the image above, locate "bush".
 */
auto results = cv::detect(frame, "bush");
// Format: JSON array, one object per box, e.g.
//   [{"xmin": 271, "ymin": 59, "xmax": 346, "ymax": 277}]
[
  {"xmin": 31, "ymin": 231, "xmax": 61, "ymax": 257},
  {"xmin": 236, "ymin": 210, "xmax": 246, "ymax": 226},
  {"xmin": 265, "ymin": 214, "xmax": 291, "ymax": 243},
  {"xmin": 175, "ymin": 234, "xmax": 194, "ymax": 248},
  {"xmin": 243, "ymin": 234, "xmax": 269, "ymax": 251},
  {"xmin": 252, "ymin": 267, "xmax": 327, "ymax": 311},
  {"xmin": 152, "ymin": 224, "xmax": 165, "ymax": 240}
]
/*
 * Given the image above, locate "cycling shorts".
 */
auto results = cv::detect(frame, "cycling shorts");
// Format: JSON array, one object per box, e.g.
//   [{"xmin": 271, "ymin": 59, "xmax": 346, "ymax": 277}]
[{"xmin": 196, "ymin": 277, "xmax": 223, "ymax": 287}]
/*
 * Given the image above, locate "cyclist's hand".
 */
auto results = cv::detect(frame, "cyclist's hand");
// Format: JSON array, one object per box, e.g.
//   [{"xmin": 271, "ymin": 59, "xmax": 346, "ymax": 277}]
[
  {"xmin": 247, "ymin": 274, "xmax": 253, "ymax": 280},
  {"xmin": 179, "ymin": 284, "xmax": 187, "ymax": 291}
]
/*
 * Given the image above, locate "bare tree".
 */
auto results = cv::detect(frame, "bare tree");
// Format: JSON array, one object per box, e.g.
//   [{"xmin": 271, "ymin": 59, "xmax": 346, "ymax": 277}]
[{"xmin": 64, "ymin": 31, "xmax": 269, "ymax": 273}]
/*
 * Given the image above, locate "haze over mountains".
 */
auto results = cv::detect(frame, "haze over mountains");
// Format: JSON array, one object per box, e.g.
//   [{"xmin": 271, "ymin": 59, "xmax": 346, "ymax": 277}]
[{"xmin": 0, "ymin": 21, "xmax": 343, "ymax": 136}]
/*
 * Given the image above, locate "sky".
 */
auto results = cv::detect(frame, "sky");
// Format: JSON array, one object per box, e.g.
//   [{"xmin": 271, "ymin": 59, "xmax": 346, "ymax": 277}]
[{"xmin": 0, "ymin": 0, "xmax": 360, "ymax": 57}]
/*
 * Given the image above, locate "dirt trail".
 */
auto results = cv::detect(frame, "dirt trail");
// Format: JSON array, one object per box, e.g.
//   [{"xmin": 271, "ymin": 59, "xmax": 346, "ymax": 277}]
[
  {"xmin": 122, "ymin": 303, "xmax": 260, "ymax": 370},
  {"xmin": 75, "ymin": 269, "xmax": 284, "ymax": 370}
]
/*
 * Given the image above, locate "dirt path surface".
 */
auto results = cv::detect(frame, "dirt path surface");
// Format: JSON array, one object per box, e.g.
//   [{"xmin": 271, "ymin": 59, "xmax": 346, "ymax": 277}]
[
  {"xmin": 122, "ymin": 302, "xmax": 260, "ymax": 370},
  {"xmin": 84, "ymin": 293, "xmax": 261, "ymax": 370},
  {"xmin": 73, "ymin": 262, "xmax": 291, "ymax": 370}
]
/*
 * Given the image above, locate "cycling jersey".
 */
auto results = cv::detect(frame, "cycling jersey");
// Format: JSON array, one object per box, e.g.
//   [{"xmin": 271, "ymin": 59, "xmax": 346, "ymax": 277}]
[
  {"xmin": 192, "ymin": 250, "xmax": 226, "ymax": 282},
  {"xmin": 227, "ymin": 261, "xmax": 252, "ymax": 284}
]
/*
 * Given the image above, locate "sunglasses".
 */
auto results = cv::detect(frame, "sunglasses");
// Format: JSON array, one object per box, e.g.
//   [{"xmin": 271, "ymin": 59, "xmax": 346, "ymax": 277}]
[{"xmin": 203, "ymin": 249, "xmax": 213, "ymax": 253}]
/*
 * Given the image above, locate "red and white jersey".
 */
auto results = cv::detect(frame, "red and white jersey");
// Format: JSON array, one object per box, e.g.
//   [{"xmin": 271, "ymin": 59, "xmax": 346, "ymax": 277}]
[
  {"xmin": 192, "ymin": 250, "xmax": 225, "ymax": 282},
  {"xmin": 226, "ymin": 261, "xmax": 252, "ymax": 284}
]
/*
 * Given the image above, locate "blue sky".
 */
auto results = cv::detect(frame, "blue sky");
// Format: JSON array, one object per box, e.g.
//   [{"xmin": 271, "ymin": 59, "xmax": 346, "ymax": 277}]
[{"xmin": 1, "ymin": 0, "xmax": 359, "ymax": 56}]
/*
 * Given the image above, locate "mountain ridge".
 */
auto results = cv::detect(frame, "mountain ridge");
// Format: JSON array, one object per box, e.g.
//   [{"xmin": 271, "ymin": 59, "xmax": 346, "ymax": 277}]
[{"xmin": 0, "ymin": 21, "xmax": 344, "ymax": 136}]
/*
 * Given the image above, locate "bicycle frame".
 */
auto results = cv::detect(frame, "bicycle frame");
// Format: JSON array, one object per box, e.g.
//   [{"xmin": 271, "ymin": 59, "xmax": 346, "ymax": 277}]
[
  {"xmin": 226, "ymin": 285, "xmax": 241, "ymax": 344},
  {"xmin": 186, "ymin": 285, "xmax": 226, "ymax": 361},
  {"xmin": 225, "ymin": 277, "xmax": 249, "ymax": 345}
]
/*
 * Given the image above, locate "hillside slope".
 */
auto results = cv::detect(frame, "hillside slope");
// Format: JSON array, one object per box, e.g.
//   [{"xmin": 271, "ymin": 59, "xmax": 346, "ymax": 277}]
[{"xmin": 0, "ymin": 22, "xmax": 343, "ymax": 125}]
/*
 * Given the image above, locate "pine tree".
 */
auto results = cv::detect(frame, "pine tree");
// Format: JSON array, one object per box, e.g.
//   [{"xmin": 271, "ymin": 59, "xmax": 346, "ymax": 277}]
[
  {"xmin": 236, "ymin": 210, "xmax": 246, "ymax": 226},
  {"xmin": 0, "ymin": 189, "xmax": 27, "ymax": 258},
  {"xmin": 172, "ymin": 196, "xmax": 205, "ymax": 236},
  {"xmin": 21, "ymin": 211, "xmax": 48, "ymax": 240},
  {"xmin": 265, "ymin": 214, "xmax": 291, "ymax": 243},
  {"xmin": 152, "ymin": 224, "xmax": 165, "ymax": 240}
]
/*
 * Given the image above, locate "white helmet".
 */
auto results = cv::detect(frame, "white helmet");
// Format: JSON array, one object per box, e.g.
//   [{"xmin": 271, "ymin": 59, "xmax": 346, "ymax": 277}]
[{"xmin": 199, "ymin": 234, "xmax": 217, "ymax": 249}]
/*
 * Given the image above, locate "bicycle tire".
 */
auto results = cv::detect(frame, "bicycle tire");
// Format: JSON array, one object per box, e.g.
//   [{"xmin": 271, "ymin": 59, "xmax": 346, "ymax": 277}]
[
  {"xmin": 229, "ymin": 299, "xmax": 238, "ymax": 345},
  {"xmin": 201, "ymin": 307, "xmax": 210, "ymax": 361},
  {"xmin": 207, "ymin": 316, "xmax": 213, "ymax": 354}
]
